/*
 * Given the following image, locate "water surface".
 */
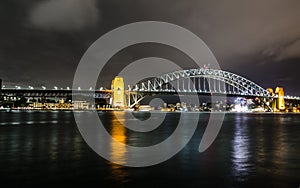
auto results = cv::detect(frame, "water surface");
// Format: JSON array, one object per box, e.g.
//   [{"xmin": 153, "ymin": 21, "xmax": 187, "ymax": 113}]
[{"xmin": 0, "ymin": 111, "xmax": 299, "ymax": 187}]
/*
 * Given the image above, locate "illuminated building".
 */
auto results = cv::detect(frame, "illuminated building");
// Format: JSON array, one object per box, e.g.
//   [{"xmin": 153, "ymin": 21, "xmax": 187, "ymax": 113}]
[
  {"xmin": 111, "ymin": 76, "xmax": 126, "ymax": 108},
  {"xmin": 72, "ymin": 101, "xmax": 89, "ymax": 110}
]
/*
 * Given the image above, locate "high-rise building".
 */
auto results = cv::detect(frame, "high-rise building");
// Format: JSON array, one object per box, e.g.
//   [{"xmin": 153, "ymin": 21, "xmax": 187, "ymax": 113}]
[{"xmin": 111, "ymin": 76, "xmax": 126, "ymax": 108}]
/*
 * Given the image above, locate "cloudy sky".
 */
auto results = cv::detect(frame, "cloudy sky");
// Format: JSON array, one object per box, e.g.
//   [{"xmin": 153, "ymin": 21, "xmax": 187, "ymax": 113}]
[{"xmin": 0, "ymin": 0, "xmax": 299, "ymax": 95}]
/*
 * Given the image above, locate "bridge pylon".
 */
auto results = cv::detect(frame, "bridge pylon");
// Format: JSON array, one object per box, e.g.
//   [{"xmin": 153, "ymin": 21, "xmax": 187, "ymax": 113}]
[
  {"xmin": 110, "ymin": 76, "xmax": 126, "ymax": 108},
  {"xmin": 275, "ymin": 87, "xmax": 285, "ymax": 111},
  {"xmin": 266, "ymin": 87, "xmax": 286, "ymax": 112}
]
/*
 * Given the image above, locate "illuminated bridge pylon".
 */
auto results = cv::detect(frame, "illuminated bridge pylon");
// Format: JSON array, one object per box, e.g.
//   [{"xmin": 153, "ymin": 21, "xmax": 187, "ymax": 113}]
[{"xmin": 129, "ymin": 68, "xmax": 273, "ymax": 108}]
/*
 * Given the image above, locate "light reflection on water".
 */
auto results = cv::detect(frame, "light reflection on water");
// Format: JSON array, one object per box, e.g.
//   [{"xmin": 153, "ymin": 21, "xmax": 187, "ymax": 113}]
[
  {"xmin": 0, "ymin": 111, "xmax": 299, "ymax": 187},
  {"xmin": 232, "ymin": 115, "xmax": 252, "ymax": 179},
  {"xmin": 107, "ymin": 112, "xmax": 130, "ymax": 184},
  {"xmin": 0, "ymin": 120, "xmax": 61, "ymax": 126},
  {"xmin": 110, "ymin": 112, "xmax": 128, "ymax": 165}
]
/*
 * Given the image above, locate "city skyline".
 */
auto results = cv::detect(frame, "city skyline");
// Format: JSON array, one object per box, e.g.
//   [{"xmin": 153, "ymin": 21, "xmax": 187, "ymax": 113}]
[{"xmin": 0, "ymin": 0, "xmax": 300, "ymax": 95}]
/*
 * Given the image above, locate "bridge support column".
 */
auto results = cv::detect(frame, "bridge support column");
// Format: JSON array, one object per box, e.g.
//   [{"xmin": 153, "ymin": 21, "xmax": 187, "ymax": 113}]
[
  {"xmin": 275, "ymin": 87, "xmax": 285, "ymax": 111},
  {"xmin": 111, "ymin": 76, "xmax": 126, "ymax": 108}
]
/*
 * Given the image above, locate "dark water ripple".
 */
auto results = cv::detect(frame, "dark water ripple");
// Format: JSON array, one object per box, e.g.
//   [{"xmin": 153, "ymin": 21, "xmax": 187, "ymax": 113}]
[{"xmin": 0, "ymin": 111, "xmax": 299, "ymax": 187}]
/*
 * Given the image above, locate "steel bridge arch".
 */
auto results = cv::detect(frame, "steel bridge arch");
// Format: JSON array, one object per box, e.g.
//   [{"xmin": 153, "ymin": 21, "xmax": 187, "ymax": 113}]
[{"xmin": 132, "ymin": 68, "xmax": 270, "ymax": 96}]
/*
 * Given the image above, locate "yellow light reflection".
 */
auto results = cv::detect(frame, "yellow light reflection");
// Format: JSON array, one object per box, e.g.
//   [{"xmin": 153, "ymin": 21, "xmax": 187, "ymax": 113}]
[
  {"xmin": 110, "ymin": 112, "xmax": 127, "ymax": 163},
  {"xmin": 109, "ymin": 112, "xmax": 128, "ymax": 181}
]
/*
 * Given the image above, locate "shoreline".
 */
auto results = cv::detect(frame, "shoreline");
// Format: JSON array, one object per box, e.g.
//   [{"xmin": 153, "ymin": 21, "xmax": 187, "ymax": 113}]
[{"xmin": 0, "ymin": 108, "xmax": 299, "ymax": 114}]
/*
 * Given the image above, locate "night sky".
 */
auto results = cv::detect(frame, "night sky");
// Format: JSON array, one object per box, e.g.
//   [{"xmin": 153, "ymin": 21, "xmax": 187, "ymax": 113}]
[{"xmin": 0, "ymin": 0, "xmax": 300, "ymax": 95}]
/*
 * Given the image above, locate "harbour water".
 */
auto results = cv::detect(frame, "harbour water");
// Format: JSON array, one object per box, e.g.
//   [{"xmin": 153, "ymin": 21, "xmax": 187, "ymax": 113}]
[{"xmin": 0, "ymin": 111, "xmax": 299, "ymax": 187}]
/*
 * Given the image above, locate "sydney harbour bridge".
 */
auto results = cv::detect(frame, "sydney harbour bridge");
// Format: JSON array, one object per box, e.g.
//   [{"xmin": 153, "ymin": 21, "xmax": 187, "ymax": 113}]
[{"xmin": 1, "ymin": 68, "xmax": 299, "ymax": 112}]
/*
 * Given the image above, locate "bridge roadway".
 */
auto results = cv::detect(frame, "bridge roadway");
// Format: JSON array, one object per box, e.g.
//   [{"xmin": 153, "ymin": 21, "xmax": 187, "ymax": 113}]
[
  {"xmin": 0, "ymin": 89, "xmax": 112, "ymax": 99},
  {"xmin": 132, "ymin": 90, "xmax": 300, "ymax": 100},
  {"xmin": 1, "ymin": 88, "xmax": 300, "ymax": 100}
]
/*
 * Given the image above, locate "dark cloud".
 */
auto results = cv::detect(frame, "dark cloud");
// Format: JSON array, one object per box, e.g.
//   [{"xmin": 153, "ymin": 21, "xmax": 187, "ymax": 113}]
[
  {"xmin": 0, "ymin": 0, "xmax": 299, "ymax": 95},
  {"xmin": 276, "ymin": 38, "xmax": 300, "ymax": 60},
  {"xmin": 29, "ymin": 0, "xmax": 100, "ymax": 31}
]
